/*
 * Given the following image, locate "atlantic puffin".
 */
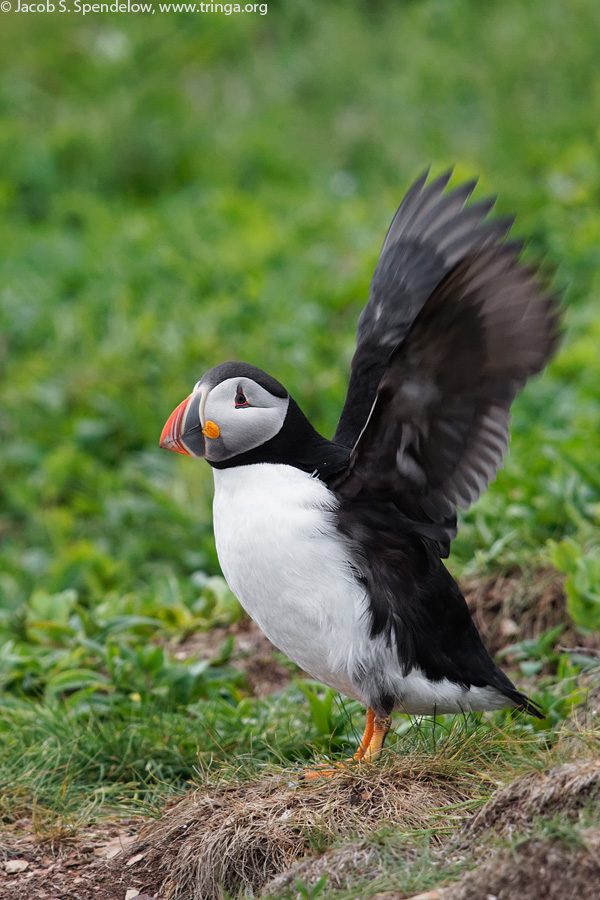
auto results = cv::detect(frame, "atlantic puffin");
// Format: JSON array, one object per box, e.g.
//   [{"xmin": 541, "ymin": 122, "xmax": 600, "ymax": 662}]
[{"xmin": 160, "ymin": 171, "xmax": 559, "ymax": 761}]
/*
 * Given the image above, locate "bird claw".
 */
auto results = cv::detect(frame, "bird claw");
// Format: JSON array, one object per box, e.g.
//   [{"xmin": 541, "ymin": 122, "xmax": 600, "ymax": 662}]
[{"xmin": 298, "ymin": 758, "xmax": 358, "ymax": 781}]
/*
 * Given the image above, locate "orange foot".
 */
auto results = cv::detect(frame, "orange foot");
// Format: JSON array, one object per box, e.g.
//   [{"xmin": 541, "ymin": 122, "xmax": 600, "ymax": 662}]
[{"xmin": 300, "ymin": 708, "xmax": 392, "ymax": 780}]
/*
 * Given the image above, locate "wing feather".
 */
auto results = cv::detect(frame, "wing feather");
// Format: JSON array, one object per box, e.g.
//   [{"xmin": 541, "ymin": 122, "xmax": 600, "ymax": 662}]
[
  {"xmin": 334, "ymin": 172, "xmax": 515, "ymax": 448},
  {"xmin": 333, "ymin": 243, "xmax": 560, "ymax": 541}
]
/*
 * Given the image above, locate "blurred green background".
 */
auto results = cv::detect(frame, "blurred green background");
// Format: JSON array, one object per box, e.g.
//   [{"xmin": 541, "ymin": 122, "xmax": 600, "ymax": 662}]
[{"xmin": 0, "ymin": 0, "xmax": 599, "ymax": 818}]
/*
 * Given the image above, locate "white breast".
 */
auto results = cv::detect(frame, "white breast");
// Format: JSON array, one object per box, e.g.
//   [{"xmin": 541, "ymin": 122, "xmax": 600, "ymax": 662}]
[
  {"xmin": 212, "ymin": 463, "xmax": 369, "ymax": 699},
  {"xmin": 212, "ymin": 463, "xmax": 517, "ymax": 717}
]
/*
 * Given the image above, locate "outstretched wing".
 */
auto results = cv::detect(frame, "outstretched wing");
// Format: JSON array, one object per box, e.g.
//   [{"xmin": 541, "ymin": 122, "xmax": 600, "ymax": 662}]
[
  {"xmin": 332, "ymin": 243, "xmax": 560, "ymax": 539},
  {"xmin": 334, "ymin": 171, "xmax": 515, "ymax": 448}
]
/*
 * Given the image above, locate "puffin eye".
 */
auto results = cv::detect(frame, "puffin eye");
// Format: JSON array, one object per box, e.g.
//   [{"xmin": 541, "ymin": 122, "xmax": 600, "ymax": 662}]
[{"xmin": 235, "ymin": 391, "xmax": 249, "ymax": 408}]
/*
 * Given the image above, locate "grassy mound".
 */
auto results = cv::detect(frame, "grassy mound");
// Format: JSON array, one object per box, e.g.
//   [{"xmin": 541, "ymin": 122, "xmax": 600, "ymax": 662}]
[
  {"xmin": 125, "ymin": 754, "xmax": 475, "ymax": 900},
  {"xmin": 461, "ymin": 757, "xmax": 600, "ymax": 845}
]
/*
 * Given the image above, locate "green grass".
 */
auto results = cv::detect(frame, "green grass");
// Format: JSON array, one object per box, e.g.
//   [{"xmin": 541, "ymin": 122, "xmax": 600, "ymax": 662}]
[{"xmin": 0, "ymin": 2, "xmax": 599, "ymax": 893}]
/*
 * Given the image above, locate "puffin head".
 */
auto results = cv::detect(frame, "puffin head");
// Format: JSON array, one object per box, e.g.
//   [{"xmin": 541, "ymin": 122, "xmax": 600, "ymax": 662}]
[{"xmin": 159, "ymin": 361, "xmax": 290, "ymax": 464}]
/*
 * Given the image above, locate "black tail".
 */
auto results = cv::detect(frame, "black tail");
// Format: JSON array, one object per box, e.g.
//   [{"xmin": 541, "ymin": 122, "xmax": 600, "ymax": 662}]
[{"xmin": 506, "ymin": 687, "xmax": 544, "ymax": 719}]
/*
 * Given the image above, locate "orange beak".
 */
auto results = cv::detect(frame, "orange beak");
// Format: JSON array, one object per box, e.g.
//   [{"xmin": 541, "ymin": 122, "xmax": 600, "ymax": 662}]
[{"xmin": 159, "ymin": 395, "xmax": 193, "ymax": 456}]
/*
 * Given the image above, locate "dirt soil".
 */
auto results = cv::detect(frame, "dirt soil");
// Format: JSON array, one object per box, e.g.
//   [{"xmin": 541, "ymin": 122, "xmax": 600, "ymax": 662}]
[{"xmin": 0, "ymin": 820, "xmax": 158, "ymax": 900}]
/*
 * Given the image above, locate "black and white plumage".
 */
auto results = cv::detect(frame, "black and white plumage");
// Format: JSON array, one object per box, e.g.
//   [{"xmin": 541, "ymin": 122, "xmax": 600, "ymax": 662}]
[{"xmin": 160, "ymin": 172, "xmax": 559, "ymax": 757}]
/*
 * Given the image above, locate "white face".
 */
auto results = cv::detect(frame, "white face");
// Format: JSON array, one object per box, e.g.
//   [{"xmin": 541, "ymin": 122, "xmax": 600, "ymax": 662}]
[{"xmin": 190, "ymin": 376, "xmax": 290, "ymax": 462}]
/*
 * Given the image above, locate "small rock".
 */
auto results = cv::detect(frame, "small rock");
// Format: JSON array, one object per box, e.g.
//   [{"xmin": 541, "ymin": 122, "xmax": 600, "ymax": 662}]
[
  {"xmin": 500, "ymin": 617, "xmax": 519, "ymax": 637},
  {"xmin": 5, "ymin": 860, "xmax": 29, "ymax": 874},
  {"xmin": 96, "ymin": 833, "xmax": 137, "ymax": 859}
]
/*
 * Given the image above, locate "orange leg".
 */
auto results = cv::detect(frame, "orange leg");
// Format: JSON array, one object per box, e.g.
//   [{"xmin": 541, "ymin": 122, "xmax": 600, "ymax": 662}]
[
  {"xmin": 363, "ymin": 713, "xmax": 392, "ymax": 761},
  {"xmin": 352, "ymin": 707, "xmax": 375, "ymax": 761}
]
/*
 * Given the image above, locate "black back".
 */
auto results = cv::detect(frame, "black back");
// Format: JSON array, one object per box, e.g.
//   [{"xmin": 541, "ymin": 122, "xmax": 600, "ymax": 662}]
[{"xmin": 337, "ymin": 500, "xmax": 543, "ymax": 718}]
